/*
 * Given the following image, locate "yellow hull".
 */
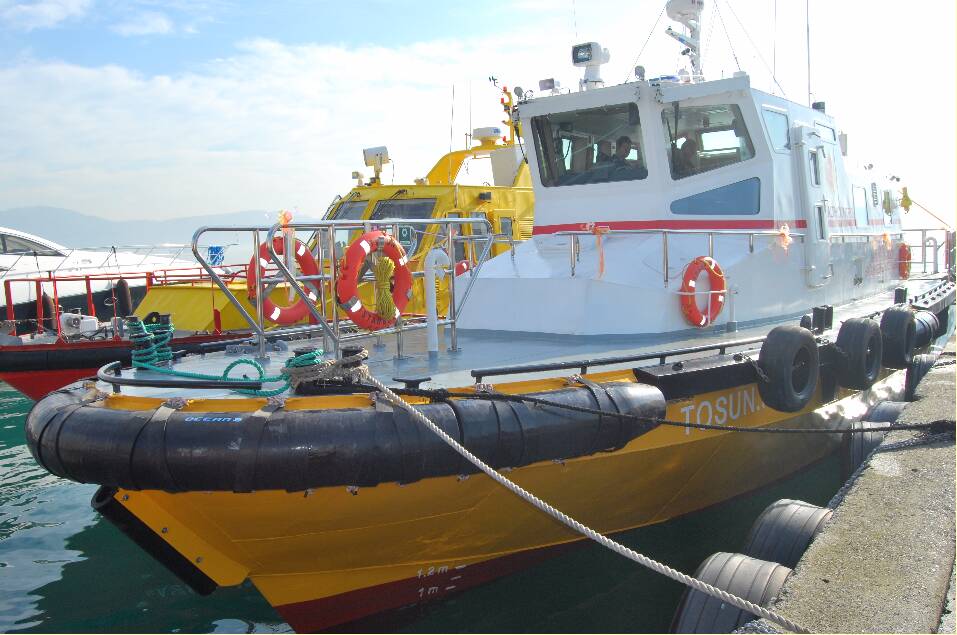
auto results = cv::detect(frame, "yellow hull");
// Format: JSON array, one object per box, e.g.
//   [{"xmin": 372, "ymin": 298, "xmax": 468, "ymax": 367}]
[{"xmin": 108, "ymin": 369, "xmax": 903, "ymax": 631}]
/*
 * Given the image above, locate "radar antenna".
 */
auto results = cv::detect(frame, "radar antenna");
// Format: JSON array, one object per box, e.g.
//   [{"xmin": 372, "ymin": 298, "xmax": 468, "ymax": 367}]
[{"xmin": 664, "ymin": 0, "xmax": 705, "ymax": 80}]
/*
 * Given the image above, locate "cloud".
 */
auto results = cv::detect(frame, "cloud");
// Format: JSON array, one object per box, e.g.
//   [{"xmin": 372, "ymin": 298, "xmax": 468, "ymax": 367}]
[
  {"xmin": 0, "ymin": 0, "xmax": 91, "ymax": 30},
  {"xmin": 111, "ymin": 10, "xmax": 173, "ymax": 36},
  {"xmin": 0, "ymin": 0, "xmax": 952, "ymax": 225}
]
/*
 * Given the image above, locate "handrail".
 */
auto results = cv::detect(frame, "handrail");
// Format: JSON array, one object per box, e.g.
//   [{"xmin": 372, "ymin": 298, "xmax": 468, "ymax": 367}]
[
  {"xmin": 470, "ymin": 335, "xmax": 767, "ymax": 382},
  {"xmin": 192, "ymin": 217, "xmax": 497, "ymax": 359},
  {"xmin": 554, "ymin": 226, "xmax": 806, "ymax": 287}
]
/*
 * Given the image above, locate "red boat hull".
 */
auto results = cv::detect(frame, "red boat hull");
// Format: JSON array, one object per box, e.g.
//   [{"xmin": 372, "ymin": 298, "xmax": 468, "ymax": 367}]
[
  {"xmin": 0, "ymin": 333, "xmax": 248, "ymax": 400},
  {"xmin": 0, "ymin": 368, "xmax": 99, "ymax": 400}
]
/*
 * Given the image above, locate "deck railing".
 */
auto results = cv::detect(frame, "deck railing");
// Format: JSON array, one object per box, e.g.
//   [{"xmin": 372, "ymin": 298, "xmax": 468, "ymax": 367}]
[{"xmin": 191, "ymin": 218, "xmax": 499, "ymax": 359}]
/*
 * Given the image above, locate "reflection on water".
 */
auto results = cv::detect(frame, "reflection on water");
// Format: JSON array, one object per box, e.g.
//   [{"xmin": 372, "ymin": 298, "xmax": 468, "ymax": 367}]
[{"xmin": 0, "ymin": 383, "xmax": 842, "ymax": 633}]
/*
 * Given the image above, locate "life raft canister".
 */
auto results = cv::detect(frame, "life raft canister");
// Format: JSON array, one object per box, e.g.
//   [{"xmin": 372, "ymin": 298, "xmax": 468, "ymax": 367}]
[
  {"xmin": 246, "ymin": 236, "xmax": 320, "ymax": 325},
  {"xmin": 336, "ymin": 230, "xmax": 413, "ymax": 330},
  {"xmin": 680, "ymin": 256, "xmax": 727, "ymax": 327},
  {"xmin": 898, "ymin": 243, "xmax": 911, "ymax": 279}
]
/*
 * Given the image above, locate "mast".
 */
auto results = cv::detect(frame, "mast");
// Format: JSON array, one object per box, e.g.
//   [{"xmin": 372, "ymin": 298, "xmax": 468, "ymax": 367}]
[{"xmin": 664, "ymin": 0, "xmax": 705, "ymax": 80}]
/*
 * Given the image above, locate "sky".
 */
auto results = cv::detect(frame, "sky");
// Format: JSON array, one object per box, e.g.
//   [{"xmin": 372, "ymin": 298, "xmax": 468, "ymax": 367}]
[{"xmin": 0, "ymin": 0, "xmax": 954, "ymax": 228}]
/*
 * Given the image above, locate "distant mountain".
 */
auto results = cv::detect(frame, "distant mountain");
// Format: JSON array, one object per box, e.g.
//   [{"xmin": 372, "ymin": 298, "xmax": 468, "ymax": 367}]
[{"xmin": 0, "ymin": 206, "xmax": 324, "ymax": 248}]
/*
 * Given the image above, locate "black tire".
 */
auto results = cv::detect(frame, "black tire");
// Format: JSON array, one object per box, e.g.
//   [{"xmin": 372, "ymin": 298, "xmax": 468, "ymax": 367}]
[
  {"xmin": 834, "ymin": 318, "xmax": 882, "ymax": 389},
  {"xmin": 113, "ymin": 279, "xmax": 134, "ymax": 318},
  {"xmin": 757, "ymin": 326, "xmax": 820, "ymax": 412},
  {"xmin": 741, "ymin": 499, "xmax": 832, "ymax": 568},
  {"xmin": 904, "ymin": 354, "xmax": 937, "ymax": 401},
  {"xmin": 864, "ymin": 400, "xmax": 906, "ymax": 423},
  {"xmin": 880, "ymin": 306, "xmax": 916, "ymax": 369},
  {"xmin": 841, "ymin": 420, "xmax": 886, "ymax": 479},
  {"xmin": 671, "ymin": 552, "xmax": 791, "ymax": 633}
]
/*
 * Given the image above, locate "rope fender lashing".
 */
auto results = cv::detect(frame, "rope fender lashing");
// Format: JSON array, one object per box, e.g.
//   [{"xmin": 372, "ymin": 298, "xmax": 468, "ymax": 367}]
[
  {"xmin": 393, "ymin": 387, "xmax": 953, "ymax": 435},
  {"xmin": 358, "ymin": 368, "xmax": 810, "ymax": 634}
]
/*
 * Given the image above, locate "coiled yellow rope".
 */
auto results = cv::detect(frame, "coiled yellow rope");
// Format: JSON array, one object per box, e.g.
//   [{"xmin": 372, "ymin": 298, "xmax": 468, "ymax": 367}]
[{"xmin": 373, "ymin": 256, "xmax": 396, "ymax": 319}]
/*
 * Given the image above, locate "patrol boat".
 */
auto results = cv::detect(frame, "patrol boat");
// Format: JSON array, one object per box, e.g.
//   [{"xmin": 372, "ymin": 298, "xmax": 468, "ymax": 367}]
[{"xmin": 24, "ymin": 1, "xmax": 955, "ymax": 631}]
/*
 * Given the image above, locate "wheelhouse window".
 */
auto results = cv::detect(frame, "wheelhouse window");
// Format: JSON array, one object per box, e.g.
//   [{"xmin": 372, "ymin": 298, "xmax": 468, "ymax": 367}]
[
  {"xmin": 370, "ymin": 198, "xmax": 436, "ymax": 220},
  {"xmin": 762, "ymin": 108, "xmax": 790, "ymax": 151},
  {"xmin": 531, "ymin": 102, "xmax": 648, "ymax": 187},
  {"xmin": 330, "ymin": 200, "xmax": 368, "ymax": 220},
  {"xmin": 814, "ymin": 122, "xmax": 836, "ymax": 142},
  {"xmin": 809, "ymin": 149, "xmax": 821, "ymax": 186},
  {"xmin": 661, "ymin": 103, "xmax": 755, "ymax": 179}
]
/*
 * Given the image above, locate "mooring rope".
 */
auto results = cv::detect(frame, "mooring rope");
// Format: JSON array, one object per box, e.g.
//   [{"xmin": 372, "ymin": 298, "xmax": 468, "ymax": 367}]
[{"xmin": 356, "ymin": 366, "xmax": 810, "ymax": 634}]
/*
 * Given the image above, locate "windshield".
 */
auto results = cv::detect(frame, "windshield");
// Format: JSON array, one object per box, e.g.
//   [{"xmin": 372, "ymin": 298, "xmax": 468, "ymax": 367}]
[
  {"xmin": 331, "ymin": 200, "xmax": 369, "ymax": 220},
  {"xmin": 661, "ymin": 103, "xmax": 754, "ymax": 179},
  {"xmin": 370, "ymin": 198, "xmax": 436, "ymax": 220},
  {"xmin": 531, "ymin": 102, "xmax": 648, "ymax": 187},
  {"xmin": 2, "ymin": 234, "xmax": 62, "ymax": 256}
]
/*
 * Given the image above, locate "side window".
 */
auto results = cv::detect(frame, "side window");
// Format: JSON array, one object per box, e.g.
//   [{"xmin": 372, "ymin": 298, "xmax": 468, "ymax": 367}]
[
  {"xmin": 661, "ymin": 103, "xmax": 755, "ymax": 179},
  {"xmin": 2, "ymin": 235, "xmax": 60, "ymax": 256},
  {"xmin": 852, "ymin": 186, "xmax": 869, "ymax": 228},
  {"xmin": 762, "ymin": 109, "xmax": 790, "ymax": 151},
  {"xmin": 809, "ymin": 150, "xmax": 821, "ymax": 186},
  {"xmin": 814, "ymin": 122, "xmax": 836, "ymax": 141},
  {"xmin": 815, "ymin": 205, "xmax": 827, "ymax": 240},
  {"xmin": 531, "ymin": 102, "xmax": 648, "ymax": 187},
  {"xmin": 499, "ymin": 216, "xmax": 514, "ymax": 238}
]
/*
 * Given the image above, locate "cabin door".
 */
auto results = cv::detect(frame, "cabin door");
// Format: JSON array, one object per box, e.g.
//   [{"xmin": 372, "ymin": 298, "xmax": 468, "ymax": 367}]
[{"xmin": 792, "ymin": 126, "xmax": 832, "ymax": 288}]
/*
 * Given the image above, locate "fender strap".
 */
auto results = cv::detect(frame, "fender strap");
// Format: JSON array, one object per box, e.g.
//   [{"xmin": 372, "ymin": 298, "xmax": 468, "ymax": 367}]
[
  {"xmin": 573, "ymin": 376, "xmax": 626, "ymax": 453},
  {"xmin": 146, "ymin": 404, "xmax": 182, "ymax": 492},
  {"xmin": 233, "ymin": 403, "xmax": 283, "ymax": 493}
]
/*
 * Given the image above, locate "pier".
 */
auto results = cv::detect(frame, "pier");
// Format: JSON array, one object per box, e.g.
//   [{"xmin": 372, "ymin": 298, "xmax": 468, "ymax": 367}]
[{"xmin": 746, "ymin": 336, "xmax": 956, "ymax": 633}]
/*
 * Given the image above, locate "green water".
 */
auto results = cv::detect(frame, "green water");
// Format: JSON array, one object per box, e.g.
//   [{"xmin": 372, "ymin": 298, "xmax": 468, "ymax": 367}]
[{"xmin": 0, "ymin": 383, "xmax": 843, "ymax": 633}]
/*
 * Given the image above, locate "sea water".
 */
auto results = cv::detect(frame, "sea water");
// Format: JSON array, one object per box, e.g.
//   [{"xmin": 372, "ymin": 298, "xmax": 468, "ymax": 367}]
[{"xmin": 0, "ymin": 383, "xmax": 842, "ymax": 633}]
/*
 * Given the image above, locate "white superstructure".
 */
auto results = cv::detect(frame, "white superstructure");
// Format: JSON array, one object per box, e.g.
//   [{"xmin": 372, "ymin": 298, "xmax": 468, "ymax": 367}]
[{"xmin": 457, "ymin": 3, "xmax": 909, "ymax": 336}]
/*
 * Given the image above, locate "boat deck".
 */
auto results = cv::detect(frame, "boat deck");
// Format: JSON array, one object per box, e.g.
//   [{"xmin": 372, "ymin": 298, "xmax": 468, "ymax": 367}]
[{"xmin": 98, "ymin": 277, "xmax": 947, "ymax": 399}]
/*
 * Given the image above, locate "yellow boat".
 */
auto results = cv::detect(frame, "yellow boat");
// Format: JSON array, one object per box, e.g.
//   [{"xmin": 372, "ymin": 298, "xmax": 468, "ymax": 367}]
[{"xmin": 134, "ymin": 87, "xmax": 533, "ymax": 332}]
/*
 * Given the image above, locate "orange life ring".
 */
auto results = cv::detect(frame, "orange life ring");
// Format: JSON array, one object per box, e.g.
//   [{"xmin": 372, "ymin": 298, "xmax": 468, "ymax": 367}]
[
  {"xmin": 898, "ymin": 243, "xmax": 911, "ymax": 279},
  {"xmin": 336, "ymin": 230, "xmax": 413, "ymax": 331},
  {"xmin": 246, "ymin": 236, "xmax": 320, "ymax": 325},
  {"xmin": 680, "ymin": 256, "xmax": 727, "ymax": 327}
]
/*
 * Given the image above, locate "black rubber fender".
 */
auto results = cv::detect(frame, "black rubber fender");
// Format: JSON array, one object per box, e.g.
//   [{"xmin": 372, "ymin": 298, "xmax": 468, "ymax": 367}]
[
  {"xmin": 113, "ymin": 279, "xmax": 134, "ymax": 318},
  {"xmin": 864, "ymin": 400, "xmax": 906, "ymax": 423},
  {"xmin": 25, "ymin": 381, "xmax": 665, "ymax": 492},
  {"xmin": 912, "ymin": 310, "xmax": 940, "ymax": 349},
  {"xmin": 26, "ymin": 292, "xmax": 57, "ymax": 331},
  {"xmin": 880, "ymin": 306, "xmax": 916, "ymax": 369},
  {"xmin": 757, "ymin": 326, "xmax": 819, "ymax": 413},
  {"xmin": 834, "ymin": 318, "xmax": 882, "ymax": 390},
  {"xmin": 841, "ymin": 420, "xmax": 886, "ymax": 479},
  {"xmin": 670, "ymin": 552, "xmax": 791, "ymax": 633},
  {"xmin": 741, "ymin": 499, "xmax": 832, "ymax": 568},
  {"xmin": 904, "ymin": 353, "xmax": 937, "ymax": 401}
]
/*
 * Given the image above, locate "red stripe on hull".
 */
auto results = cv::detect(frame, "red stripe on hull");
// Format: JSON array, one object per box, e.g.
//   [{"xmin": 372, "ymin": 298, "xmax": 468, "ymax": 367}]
[
  {"xmin": 0, "ymin": 368, "xmax": 99, "ymax": 400},
  {"xmin": 273, "ymin": 542, "xmax": 578, "ymax": 633},
  {"xmin": 532, "ymin": 219, "xmax": 808, "ymax": 235}
]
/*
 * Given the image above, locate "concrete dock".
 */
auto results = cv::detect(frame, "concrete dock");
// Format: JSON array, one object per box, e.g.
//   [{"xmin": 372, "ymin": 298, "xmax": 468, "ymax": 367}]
[{"xmin": 748, "ymin": 337, "xmax": 956, "ymax": 633}]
